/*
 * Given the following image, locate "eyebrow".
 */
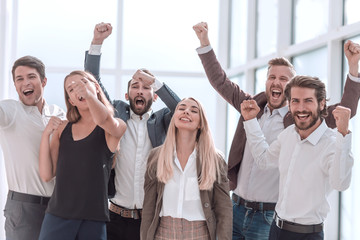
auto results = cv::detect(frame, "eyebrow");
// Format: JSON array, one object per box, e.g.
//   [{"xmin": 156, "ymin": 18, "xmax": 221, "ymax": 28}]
[{"xmin": 179, "ymin": 103, "xmax": 199, "ymax": 109}]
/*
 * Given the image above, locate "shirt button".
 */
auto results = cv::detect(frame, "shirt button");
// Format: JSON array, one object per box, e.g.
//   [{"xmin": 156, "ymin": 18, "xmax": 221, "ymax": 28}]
[{"xmin": 204, "ymin": 203, "xmax": 210, "ymax": 208}]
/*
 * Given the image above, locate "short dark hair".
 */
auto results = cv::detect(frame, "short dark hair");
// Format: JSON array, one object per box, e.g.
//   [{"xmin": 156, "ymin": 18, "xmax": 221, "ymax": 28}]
[
  {"xmin": 267, "ymin": 57, "xmax": 296, "ymax": 77},
  {"xmin": 11, "ymin": 56, "xmax": 46, "ymax": 81},
  {"xmin": 284, "ymin": 75, "xmax": 328, "ymax": 118},
  {"xmin": 127, "ymin": 68, "xmax": 154, "ymax": 93}
]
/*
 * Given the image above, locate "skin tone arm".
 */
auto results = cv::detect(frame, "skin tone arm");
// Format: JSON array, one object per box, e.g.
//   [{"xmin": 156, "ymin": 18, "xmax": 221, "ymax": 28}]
[
  {"xmin": 39, "ymin": 116, "xmax": 64, "ymax": 182},
  {"xmin": 70, "ymin": 80, "xmax": 126, "ymax": 142},
  {"xmin": 193, "ymin": 22, "xmax": 211, "ymax": 47}
]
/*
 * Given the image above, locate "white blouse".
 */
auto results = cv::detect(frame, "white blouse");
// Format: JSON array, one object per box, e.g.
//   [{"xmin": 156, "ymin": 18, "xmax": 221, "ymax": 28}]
[{"xmin": 160, "ymin": 149, "xmax": 206, "ymax": 221}]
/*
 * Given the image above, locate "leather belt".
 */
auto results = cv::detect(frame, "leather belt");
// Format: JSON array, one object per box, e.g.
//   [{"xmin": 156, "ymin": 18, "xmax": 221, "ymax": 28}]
[
  {"xmin": 109, "ymin": 202, "xmax": 142, "ymax": 220},
  {"xmin": 8, "ymin": 190, "xmax": 50, "ymax": 205},
  {"xmin": 274, "ymin": 213, "xmax": 323, "ymax": 234},
  {"xmin": 232, "ymin": 193, "xmax": 276, "ymax": 211}
]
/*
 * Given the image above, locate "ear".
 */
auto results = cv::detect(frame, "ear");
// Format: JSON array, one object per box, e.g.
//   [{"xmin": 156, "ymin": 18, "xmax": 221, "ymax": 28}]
[
  {"xmin": 41, "ymin": 77, "xmax": 47, "ymax": 88},
  {"xmin": 153, "ymin": 93, "xmax": 158, "ymax": 102},
  {"xmin": 125, "ymin": 93, "xmax": 129, "ymax": 101},
  {"xmin": 320, "ymin": 99, "xmax": 325, "ymax": 111},
  {"xmin": 68, "ymin": 98, "xmax": 75, "ymax": 106}
]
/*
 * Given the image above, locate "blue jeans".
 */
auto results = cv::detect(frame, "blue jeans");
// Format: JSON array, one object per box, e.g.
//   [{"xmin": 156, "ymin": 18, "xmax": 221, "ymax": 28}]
[
  {"xmin": 38, "ymin": 213, "xmax": 106, "ymax": 240},
  {"xmin": 232, "ymin": 200, "xmax": 274, "ymax": 240}
]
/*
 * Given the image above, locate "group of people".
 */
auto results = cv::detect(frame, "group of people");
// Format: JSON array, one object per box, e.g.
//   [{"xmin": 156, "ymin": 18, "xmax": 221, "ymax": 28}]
[{"xmin": 0, "ymin": 21, "xmax": 359, "ymax": 240}]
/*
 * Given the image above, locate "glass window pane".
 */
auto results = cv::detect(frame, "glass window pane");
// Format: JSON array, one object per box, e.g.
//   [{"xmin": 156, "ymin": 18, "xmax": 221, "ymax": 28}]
[
  {"xmin": 340, "ymin": 35, "xmax": 360, "ymax": 240},
  {"xmin": 293, "ymin": 0, "xmax": 328, "ymax": 44},
  {"xmin": 255, "ymin": 66, "xmax": 267, "ymax": 93},
  {"xmin": 230, "ymin": 0, "xmax": 248, "ymax": 67},
  {"xmin": 256, "ymin": 0, "xmax": 278, "ymax": 57},
  {"xmin": 17, "ymin": 0, "xmax": 118, "ymax": 69},
  {"xmin": 292, "ymin": 47, "xmax": 328, "ymax": 87},
  {"xmin": 122, "ymin": 0, "xmax": 219, "ymax": 72},
  {"xmin": 226, "ymin": 75, "xmax": 245, "ymax": 157},
  {"xmin": 344, "ymin": 0, "xmax": 360, "ymax": 25}
]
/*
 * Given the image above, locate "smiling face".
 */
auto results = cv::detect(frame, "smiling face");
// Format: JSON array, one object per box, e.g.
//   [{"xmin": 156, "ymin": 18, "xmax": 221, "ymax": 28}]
[
  {"xmin": 289, "ymin": 87, "xmax": 325, "ymax": 138},
  {"xmin": 65, "ymin": 74, "xmax": 97, "ymax": 108},
  {"xmin": 265, "ymin": 65, "xmax": 294, "ymax": 111},
  {"xmin": 125, "ymin": 78, "xmax": 157, "ymax": 116},
  {"xmin": 13, "ymin": 65, "xmax": 46, "ymax": 111},
  {"xmin": 173, "ymin": 98, "xmax": 201, "ymax": 132}
]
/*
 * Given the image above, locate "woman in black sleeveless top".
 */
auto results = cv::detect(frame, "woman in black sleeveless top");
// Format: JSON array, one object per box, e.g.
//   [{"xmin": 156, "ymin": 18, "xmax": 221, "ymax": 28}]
[{"xmin": 38, "ymin": 71, "xmax": 126, "ymax": 240}]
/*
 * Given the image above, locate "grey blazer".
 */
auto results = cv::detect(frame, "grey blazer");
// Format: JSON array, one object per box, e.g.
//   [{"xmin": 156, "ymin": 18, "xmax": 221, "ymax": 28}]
[
  {"xmin": 84, "ymin": 52, "xmax": 181, "ymax": 196},
  {"xmin": 140, "ymin": 147, "xmax": 233, "ymax": 240}
]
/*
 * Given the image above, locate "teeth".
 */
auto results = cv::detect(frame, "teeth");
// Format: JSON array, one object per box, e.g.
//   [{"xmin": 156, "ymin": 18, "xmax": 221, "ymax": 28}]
[
  {"xmin": 180, "ymin": 118, "xmax": 190, "ymax": 122},
  {"xmin": 272, "ymin": 90, "xmax": 281, "ymax": 93}
]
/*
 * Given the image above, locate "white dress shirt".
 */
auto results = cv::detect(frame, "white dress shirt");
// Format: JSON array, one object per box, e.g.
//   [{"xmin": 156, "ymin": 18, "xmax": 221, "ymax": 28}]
[
  {"xmin": 112, "ymin": 110, "xmax": 153, "ymax": 209},
  {"xmin": 0, "ymin": 100, "xmax": 65, "ymax": 196},
  {"xmin": 160, "ymin": 149, "xmax": 206, "ymax": 221},
  {"xmin": 235, "ymin": 105, "xmax": 288, "ymax": 202},
  {"xmin": 244, "ymin": 119, "xmax": 353, "ymax": 224}
]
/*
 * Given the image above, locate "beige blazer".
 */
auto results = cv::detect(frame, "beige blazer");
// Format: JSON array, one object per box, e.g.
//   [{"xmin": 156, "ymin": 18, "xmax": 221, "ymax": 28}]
[{"xmin": 140, "ymin": 147, "xmax": 233, "ymax": 240}]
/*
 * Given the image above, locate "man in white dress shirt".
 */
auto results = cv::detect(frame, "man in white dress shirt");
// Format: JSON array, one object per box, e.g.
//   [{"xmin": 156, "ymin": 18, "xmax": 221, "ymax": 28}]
[
  {"xmin": 241, "ymin": 75, "xmax": 354, "ymax": 240},
  {"xmin": 0, "ymin": 56, "xmax": 65, "ymax": 240}
]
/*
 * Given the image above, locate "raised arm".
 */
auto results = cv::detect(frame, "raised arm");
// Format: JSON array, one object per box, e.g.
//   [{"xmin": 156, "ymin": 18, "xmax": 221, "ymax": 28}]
[
  {"xmin": 325, "ymin": 40, "xmax": 360, "ymax": 128},
  {"xmin": 84, "ymin": 22, "xmax": 113, "ymax": 102},
  {"xmin": 193, "ymin": 22, "xmax": 257, "ymax": 112}
]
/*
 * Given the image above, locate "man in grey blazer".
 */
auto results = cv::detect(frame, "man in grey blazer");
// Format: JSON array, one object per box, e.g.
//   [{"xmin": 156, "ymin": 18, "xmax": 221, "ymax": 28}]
[
  {"xmin": 84, "ymin": 22, "xmax": 181, "ymax": 240},
  {"xmin": 193, "ymin": 22, "xmax": 360, "ymax": 239}
]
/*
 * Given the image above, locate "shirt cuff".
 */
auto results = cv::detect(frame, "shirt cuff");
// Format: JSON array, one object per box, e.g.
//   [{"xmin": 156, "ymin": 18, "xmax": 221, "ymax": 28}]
[
  {"xmin": 243, "ymin": 118, "xmax": 261, "ymax": 134},
  {"xmin": 196, "ymin": 45, "xmax": 213, "ymax": 55},
  {"xmin": 348, "ymin": 73, "xmax": 360, "ymax": 83},
  {"xmin": 152, "ymin": 78, "xmax": 163, "ymax": 92},
  {"xmin": 88, "ymin": 44, "xmax": 102, "ymax": 55}
]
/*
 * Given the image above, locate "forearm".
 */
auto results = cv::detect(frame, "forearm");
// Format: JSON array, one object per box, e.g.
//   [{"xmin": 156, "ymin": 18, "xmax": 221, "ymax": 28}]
[
  {"xmin": 329, "ymin": 132, "xmax": 354, "ymax": 191},
  {"xmin": 39, "ymin": 133, "xmax": 55, "ymax": 182}
]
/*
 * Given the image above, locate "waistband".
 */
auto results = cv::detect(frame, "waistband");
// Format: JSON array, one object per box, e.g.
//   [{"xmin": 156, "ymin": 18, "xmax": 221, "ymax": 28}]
[
  {"xmin": 274, "ymin": 212, "xmax": 323, "ymax": 234},
  {"xmin": 8, "ymin": 190, "xmax": 50, "ymax": 205},
  {"xmin": 109, "ymin": 201, "xmax": 142, "ymax": 219},
  {"xmin": 232, "ymin": 193, "xmax": 276, "ymax": 211}
]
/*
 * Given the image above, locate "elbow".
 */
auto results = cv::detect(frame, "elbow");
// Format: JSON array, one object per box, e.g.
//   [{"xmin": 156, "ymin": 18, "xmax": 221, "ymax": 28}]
[{"xmin": 40, "ymin": 171, "xmax": 54, "ymax": 182}]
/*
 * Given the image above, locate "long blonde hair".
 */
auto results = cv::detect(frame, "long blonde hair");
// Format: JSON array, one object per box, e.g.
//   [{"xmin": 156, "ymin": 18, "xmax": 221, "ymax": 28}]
[{"xmin": 154, "ymin": 97, "xmax": 225, "ymax": 190}]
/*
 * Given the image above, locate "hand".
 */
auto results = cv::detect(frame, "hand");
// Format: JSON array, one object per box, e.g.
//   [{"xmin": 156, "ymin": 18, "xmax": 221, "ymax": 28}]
[
  {"xmin": 332, "ymin": 106, "xmax": 351, "ymax": 136},
  {"xmin": 344, "ymin": 40, "xmax": 360, "ymax": 77},
  {"xmin": 45, "ymin": 116, "xmax": 63, "ymax": 135},
  {"xmin": 240, "ymin": 100, "xmax": 260, "ymax": 120},
  {"xmin": 92, "ymin": 22, "xmax": 113, "ymax": 45},
  {"xmin": 192, "ymin": 22, "xmax": 210, "ymax": 47},
  {"xmin": 132, "ymin": 69, "xmax": 156, "ymax": 86},
  {"xmin": 69, "ymin": 79, "xmax": 94, "ymax": 101}
]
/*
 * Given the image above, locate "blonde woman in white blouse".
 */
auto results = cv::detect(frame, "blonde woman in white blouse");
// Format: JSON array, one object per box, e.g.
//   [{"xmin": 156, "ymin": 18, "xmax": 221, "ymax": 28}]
[{"xmin": 140, "ymin": 97, "xmax": 232, "ymax": 240}]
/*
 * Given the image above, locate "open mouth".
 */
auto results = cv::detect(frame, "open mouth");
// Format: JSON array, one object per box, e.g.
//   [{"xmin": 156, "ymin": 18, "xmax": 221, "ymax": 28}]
[
  {"xmin": 23, "ymin": 89, "xmax": 34, "ymax": 96},
  {"xmin": 180, "ymin": 117, "xmax": 191, "ymax": 122},
  {"xmin": 271, "ymin": 89, "xmax": 281, "ymax": 99},
  {"xmin": 135, "ymin": 97, "xmax": 145, "ymax": 107},
  {"xmin": 296, "ymin": 112, "xmax": 310, "ymax": 121}
]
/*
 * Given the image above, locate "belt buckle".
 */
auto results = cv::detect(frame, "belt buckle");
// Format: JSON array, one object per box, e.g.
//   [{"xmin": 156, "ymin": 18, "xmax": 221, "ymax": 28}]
[
  {"xmin": 131, "ymin": 210, "xmax": 139, "ymax": 220},
  {"xmin": 276, "ymin": 216, "xmax": 284, "ymax": 229}
]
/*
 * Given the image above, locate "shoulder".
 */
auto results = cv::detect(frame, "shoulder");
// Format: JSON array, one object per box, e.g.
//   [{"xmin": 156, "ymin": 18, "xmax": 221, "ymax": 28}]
[
  {"xmin": 55, "ymin": 120, "xmax": 69, "ymax": 139},
  {"xmin": 0, "ymin": 99, "xmax": 20, "ymax": 108},
  {"xmin": 47, "ymin": 104, "xmax": 66, "ymax": 119}
]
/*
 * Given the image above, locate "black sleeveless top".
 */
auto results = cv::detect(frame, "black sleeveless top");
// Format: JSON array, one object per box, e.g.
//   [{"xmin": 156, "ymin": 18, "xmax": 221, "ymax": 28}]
[{"xmin": 47, "ymin": 122, "xmax": 114, "ymax": 221}]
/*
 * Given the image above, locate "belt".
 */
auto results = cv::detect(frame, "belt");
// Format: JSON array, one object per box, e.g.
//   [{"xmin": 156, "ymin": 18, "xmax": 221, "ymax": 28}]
[
  {"xmin": 109, "ymin": 202, "xmax": 142, "ymax": 220},
  {"xmin": 274, "ymin": 213, "xmax": 323, "ymax": 234},
  {"xmin": 8, "ymin": 190, "xmax": 50, "ymax": 205},
  {"xmin": 232, "ymin": 193, "xmax": 276, "ymax": 211}
]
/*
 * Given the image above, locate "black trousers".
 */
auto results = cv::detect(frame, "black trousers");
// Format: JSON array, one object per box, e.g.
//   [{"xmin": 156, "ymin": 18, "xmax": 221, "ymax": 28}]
[
  {"xmin": 269, "ymin": 221, "xmax": 324, "ymax": 240},
  {"xmin": 106, "ymin": 210, "xmax": 141, "ymax": 240}
]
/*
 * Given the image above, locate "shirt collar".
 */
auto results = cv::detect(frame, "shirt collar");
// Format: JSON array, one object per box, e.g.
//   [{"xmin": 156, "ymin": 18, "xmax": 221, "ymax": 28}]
[
  {"xmin": 302, "ymin": 120, "xmax": 328, "ymax": 145},
  {"xmin": 129, "ymin": 108, "xmax": 153, "ymax": 120},
  {"xmin": 264, "ymin": 104, "xmax": 289, "ymax": 118},
  {"xmin": 20, "ymin": 100, "xmax": 48, "ymax": 115}
]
